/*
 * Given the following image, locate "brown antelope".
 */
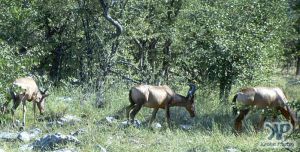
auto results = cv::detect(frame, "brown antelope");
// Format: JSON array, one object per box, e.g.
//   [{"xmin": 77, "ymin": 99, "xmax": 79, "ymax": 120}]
[
  {"xmin": 232, "ymin": 87, "xmax": 298, "ymax": 133},
  {"xmin": 127, "ymin": 84, "xmax": 196, "ymax": 128},
  {"xmin": 3, "ymin": 77, "xmax": 49, "ymax": 129}
]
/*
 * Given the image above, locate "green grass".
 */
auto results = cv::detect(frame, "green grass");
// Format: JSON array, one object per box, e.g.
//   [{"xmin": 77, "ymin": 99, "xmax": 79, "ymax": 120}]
[{"xmin": 0, "ymin": 74, "xmax": 300, "ymax": 152}]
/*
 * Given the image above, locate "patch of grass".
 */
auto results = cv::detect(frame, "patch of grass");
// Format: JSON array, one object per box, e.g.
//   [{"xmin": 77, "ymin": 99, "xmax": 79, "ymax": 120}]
[{"xmin": 0, "ymin": 75, "xmax": 300, "ymax": 152}]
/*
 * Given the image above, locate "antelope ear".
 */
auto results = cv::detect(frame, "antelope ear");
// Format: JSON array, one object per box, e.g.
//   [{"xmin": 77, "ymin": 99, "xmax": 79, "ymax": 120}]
[
  {"xmin": 42, "ymin": 88, "xmax": 48, "ymax": 94},
  {"xmin": 187, "ymin": 83, "xmax": 197, "ymax": 97},
  {"xmin": 43, "ymin": 94, "xmax": 50, "ymax": 98},
  {"xmin": 39, "ymin": 87, "xmax": 49, "ymax": 95}
]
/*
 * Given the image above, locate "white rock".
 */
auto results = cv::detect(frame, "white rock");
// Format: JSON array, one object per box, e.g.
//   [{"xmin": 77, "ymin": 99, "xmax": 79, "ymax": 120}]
[
  {"xmin": 105, "ymin": 116, "xmax": 117, "ymax": 123},
  {"xmin": 0, "ymin": 148, "xmax": 5, "ymax": 152},
  {"xmin": 0, "ymin": 132, "xmax": 18, "ymax": 141},
  {"xmin": 59, "ymin": 115, "xmax": 81, "ymax": 124},
  {"xmin": 180, "ymin": 124, "xmax": 192, "ymax": 130},
  {"xmin": 56, "ymin": 96, "xmax": 73, "ymax": 102},
  {"xmin": 18, "ymin": 131, "xmax": 31, "ymax": 142},
  {"xmin": 152, "ymin": 122, "xmax": 162, "ymax": 129},
  {"xmin": 31, "ymin": 133, "xmax": 80, "ymax": 151},
  {"xmin": 225, "ymin": 147, "xmax": 239, "ymax": 152},
  {"xmin": 52, "ymin": 148, "xmax": 78, "ymax": 152},
  {"xmin": 120, "ymin": 120, "xmax": 141, "ymax": 128}
]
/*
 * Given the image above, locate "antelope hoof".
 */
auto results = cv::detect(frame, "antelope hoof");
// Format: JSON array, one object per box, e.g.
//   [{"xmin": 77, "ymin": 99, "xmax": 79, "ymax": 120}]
[
  {"xmin": 19, "ymin": 126, "xmax": 25, "ymax": 131},
  {"xmin": 233, "ymin": 129, "xmax": 242, "ymax": 136}
]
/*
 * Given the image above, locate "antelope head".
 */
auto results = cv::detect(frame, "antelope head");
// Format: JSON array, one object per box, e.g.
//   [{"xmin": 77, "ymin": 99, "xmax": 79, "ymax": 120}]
[
  {"xmin": 36, "ymin": 88, "xmax": 49, "ymax": 115},
  {"xmin": 185, "ymin": 83, "xmax": 197, "ymax": 117}
]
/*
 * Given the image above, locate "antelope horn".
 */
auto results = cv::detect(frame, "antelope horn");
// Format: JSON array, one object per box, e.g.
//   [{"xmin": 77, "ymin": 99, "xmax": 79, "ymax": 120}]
[
  {"xmin": 187, "ymin": 83, "xmax": 196, "ymax": 97},
  {"xmin": 40, "ymin": 88, "xmax": 48, "ymax": 94}
]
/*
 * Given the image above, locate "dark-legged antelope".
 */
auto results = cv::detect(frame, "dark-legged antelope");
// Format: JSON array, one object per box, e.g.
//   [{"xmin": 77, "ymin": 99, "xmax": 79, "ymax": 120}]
[
  {"xmin": 232, "ymin": 87, "xmax": 298, "ymax": 133},
  {"xmin": 3, "ymin": 77, "xmax": 49, "ymax": 130},
  {"xmin": 127, "ymin": 84, "xmax": 196, "ymax": 128}
]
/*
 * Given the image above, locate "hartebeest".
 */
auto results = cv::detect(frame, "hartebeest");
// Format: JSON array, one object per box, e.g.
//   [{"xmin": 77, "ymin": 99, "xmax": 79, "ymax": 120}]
[
  {"xmin": 232, "ymin": 87, "xmax": 298, "ymax": 133},
  {"xmin": 3, "ymin": 77, "xmax": 49, "ymax": 129},
  {"xmin": 127, "ymin": 84, "xmax": 196, "ymax": 127}
]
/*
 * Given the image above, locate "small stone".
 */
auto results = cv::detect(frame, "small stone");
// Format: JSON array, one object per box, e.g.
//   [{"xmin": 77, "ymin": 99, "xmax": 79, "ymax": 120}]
[
  {"xmin": 120, "ymin": 120, "xmax": 141, "ymax": 128},
  {"xmin": 0, "ymin": 148, "xmax": 5, "ymax": 152},
  {"xmin": 225, "ymin": 147, "xmax": 239, "ymax": 152},
  {"xmin": 18, "ymin": 131, "xmax": 31, "ymax": 142},
  {"xmin": 57, "ymin": 120, "xmax": 64, "ymax": 126},
  {"xmin": 180, "ymin": 124, "xmax": 192, "ymax": 130},
  {"xmin": 105, "ymin": 116, "xmax": 117, "ymax": 123},
  {"xmin": 59, "ymin": 115, "xmax": 81, "ymax": 125},
  {"xmin": 52, "ymin": 148, "xmax": 77, "ymax": 152},
  {"xmin": 56, "ymin": 96, "xmax": 73, "ymax": 102},
  {"xmin": 0, "ymin": 132, "xmax": 18, "ymax": 141},
  {"xmin": 152, "ymin": 122, "xmax": 162, "ymax": 129}
]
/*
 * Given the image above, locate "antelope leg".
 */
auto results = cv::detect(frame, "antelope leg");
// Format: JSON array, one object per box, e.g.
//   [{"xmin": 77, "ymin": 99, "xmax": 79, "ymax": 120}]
[
  {"xmin": 149, "ymin": 108, "xmax": 159, "ymax": 126},
  {"xmin": 33, "ymin": 101, "xmax": 36, "ymax": 124},
  {"xmin": 11, "ymin": 97, "xmax": 21, "ymax": 127},
  {"xmin": 126, "ymin": 103, "xmax": 135, "ymax": 121},
  {"xmin": 130, "ymin": 104, "xmax": 142, "ymax": 124},
  {"xmin": 272, "ymin": 115, "xmax": 278, "ymax": 122},
  {"xmin": 21, "ymin": 98, "xmax": 27, "ymax": 129},
  {"xmin": 278, "ymin": 107, "xmax": 297, "ymax": 128},
  {"xmin": 165, "ymin": 104, "xmax": 171, "ymax": 128},
  {"xmin": 234, "ymin": 109, "xmax": 249, "ymax": 134},
  {"xmin": 257, "ymin": 115, "xmax": 266, "ymax": 132}
]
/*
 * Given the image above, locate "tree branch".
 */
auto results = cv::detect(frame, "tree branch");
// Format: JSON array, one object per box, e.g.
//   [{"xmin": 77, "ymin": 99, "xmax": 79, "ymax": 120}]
[
  {"xmin": 109, "ymin": 70, "xmax": 142, "ymax": 84},
  {"xmin": 99, "ymin": 0, "xmax": 123, "ymax": 38}
]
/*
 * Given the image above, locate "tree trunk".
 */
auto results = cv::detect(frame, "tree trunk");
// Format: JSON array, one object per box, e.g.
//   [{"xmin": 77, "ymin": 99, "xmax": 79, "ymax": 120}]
[
  {"xmin": 94, "ymin": 0, "xmax": 123, "ymax": 108},
  {"xmin": 134, "ymin": 39, "xmax": 147, "ymax": 83},
  {"xmin": 219, "ymin": 81, "xmax": 226, "ymax": 103},
  {"xmin": 219, "ymin": 80, "xmax": 232, "ymax": 103},
  {"xmin": 49, "ymin": 44, "xmax": 63, "ymax": 84},
  {"xmin": 79, "ymin": 56, "xmax": 85, "ymax": 82},
  {"xmin": 95, "ymin": 78, "xmax": 105, "ymax": 108},
  {"xmin": 162, "ymin": 39, "xmax": 172, "ymax": 83},
  {"xmin": 296, "ymin": 56, "xmax": 300, "ymax": 76},
  {"xmin": 82, "ymin": 13, "xmax": 93, "ymax": 80},
  {"xmin": 219, "ymin": 65, "xmax": 233, "ymax": 103}
]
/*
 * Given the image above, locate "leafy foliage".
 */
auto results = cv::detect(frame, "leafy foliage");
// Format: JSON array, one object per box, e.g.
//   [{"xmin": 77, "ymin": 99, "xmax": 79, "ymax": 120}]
[
  {"xmin": 0, "ymin": 0, "xmax": 297, "ymax": 103},
  {"xmin": 174, "ymin": 0, "xmax": 293, "ymax": 101}
]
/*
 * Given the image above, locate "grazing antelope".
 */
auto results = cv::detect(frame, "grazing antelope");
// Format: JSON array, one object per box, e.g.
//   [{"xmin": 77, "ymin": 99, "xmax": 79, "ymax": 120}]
[
  {"xmin": 232, "ymin": 87, "xmax": 298, "ymax": 133},
  {"xmin": 3, "ymin": 77, "xmax": 49, "ymax": 129},
  {"xmin": 127, "ymin": 84, "xmax": 196, "ymax": 128}
]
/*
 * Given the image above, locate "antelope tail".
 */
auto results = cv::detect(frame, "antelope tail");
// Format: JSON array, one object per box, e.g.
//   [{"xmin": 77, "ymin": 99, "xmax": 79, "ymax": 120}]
[
  {"xmin": 128, "ymin": 89, "xmax": 134, "ymax": 105},
  {"xmin": 286, "ymin": 106, "xmax": 298, "ymax": 129},
  {"xmin": 8, "ymin": 87, "xmax": 17, "ymax": 102},
  {"xmin": 232, "ymin": 94, "xmax": 238, "ymax": 116}
]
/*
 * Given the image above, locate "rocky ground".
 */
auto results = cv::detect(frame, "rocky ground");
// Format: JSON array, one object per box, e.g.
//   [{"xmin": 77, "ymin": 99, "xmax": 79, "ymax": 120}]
[{"xmin": 0, "ymin": 113, "xmax": 196, "ymax": 152}]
